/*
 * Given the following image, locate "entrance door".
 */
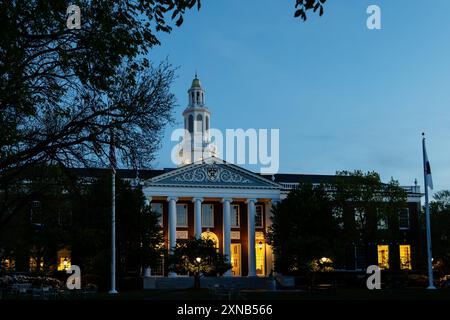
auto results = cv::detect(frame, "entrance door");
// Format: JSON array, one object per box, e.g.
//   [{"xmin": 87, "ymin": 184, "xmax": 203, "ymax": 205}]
[
  {"xmin": 256, "ymin": 240, "xmax": 265, "ymax": 277},
  {"xmin": 230, "ymin": 244, "xmax": 241, "ymax": 276}
]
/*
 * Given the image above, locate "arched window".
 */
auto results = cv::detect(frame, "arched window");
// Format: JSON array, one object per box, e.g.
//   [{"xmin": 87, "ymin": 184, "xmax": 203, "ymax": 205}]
[
  {"xmin": 196, "ymin": 114, "xmax": 203, "ymax": 132},
  {"xmin": 191, "ymin": 92, "xmax": 194, "ymax": 104},
  {"xmin": 206, "ymin": 116, "xmax": 209, "ymax": 131},
  {"xmin": 196, "ymin": 92, "xmax": 200, "ymax": 104},
  {"xmin": 188, "ymin": 115, "xmax": 194, "ymax": 133},
  {"xmin": 201, "ymin": 231, "xmax": 219, "ymax": 249}
]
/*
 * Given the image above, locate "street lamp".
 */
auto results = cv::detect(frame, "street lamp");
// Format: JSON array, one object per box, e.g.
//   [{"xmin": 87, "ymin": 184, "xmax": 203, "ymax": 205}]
[{"xmin": 196, "ymin": 257, "xmax": 202, "ymax": 264}]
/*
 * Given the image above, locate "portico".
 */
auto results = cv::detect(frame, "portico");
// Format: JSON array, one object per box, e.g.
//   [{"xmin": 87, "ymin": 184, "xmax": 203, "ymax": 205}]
[{"xmin": 142, "ymin": 159, "xmax": 281, "ymax": 277}]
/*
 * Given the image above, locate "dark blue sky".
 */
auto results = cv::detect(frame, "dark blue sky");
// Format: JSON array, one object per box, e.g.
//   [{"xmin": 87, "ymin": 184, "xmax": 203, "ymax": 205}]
[{"xmin": 150, "ymin": 0, "xmax": 450, "ymax": 192}]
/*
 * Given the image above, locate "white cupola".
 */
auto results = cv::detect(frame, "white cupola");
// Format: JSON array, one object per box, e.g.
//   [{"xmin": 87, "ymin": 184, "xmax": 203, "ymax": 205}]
[{"xmin": 178, "ymin": 74, "xmax": 217, "ymax": 166}]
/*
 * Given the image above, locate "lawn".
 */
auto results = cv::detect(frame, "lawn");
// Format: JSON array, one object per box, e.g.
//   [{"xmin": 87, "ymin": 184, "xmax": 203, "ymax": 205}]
[{"xmin": 91, "ymin": 287, "xmax": 450, "ymax": 300}]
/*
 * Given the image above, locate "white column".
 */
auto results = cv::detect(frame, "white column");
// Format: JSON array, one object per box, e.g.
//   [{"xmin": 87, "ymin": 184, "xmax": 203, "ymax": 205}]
[
  {"xmin": 167, "ymin": 197, "xmax": 178, "ymax": 277},
  {"xmin": 193, "ymin": 197, "xmax": 203, "ymax": 239},
  {"xmin": 222, "ymin": 198, "xmax": 232, "ymax": 276},
  {"xmin": 247, "ymin": 198, "xmax": 257, "ymax": 277}
]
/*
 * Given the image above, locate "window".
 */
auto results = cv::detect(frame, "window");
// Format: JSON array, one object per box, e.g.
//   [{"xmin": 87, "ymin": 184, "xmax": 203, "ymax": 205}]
[
  {"xmin": 151, "ymin": 203, "xmax": 164, "ymax": 226},
  {"xmin": 377, "ymin": 245, "xmax": 389, "ymax": 270},
  {"xmin": 354, "ymin": 245, "xmax": 366, "ymax": 270},
  {"xmin": 231, "ymin": 204, "xmax": 240, "ymax": 227},
  {"xmin": 29, "ymin": 257, "xmax": 44, "ymax": 272},
  {"xmin": 202, "ymin": 204, "xmax": 214, "ymax": 227},
  {"xmin": 255, "ymin": 205, "xmax": 263, "ymax": 228},
  {"xmin": 57, "ymin": 248, "xmax": 71, "ymax": 271},
  {"xmin": 399, "ymin": 245, "xmax": 412, "ymax": 270},
  {"xmin": 201, "ymin": 231, "xmax": 219, "ymax": 248},
  {"xmin": 399, "ymin": 208, "xmax": 410, "ymax": 229},
  {"xmin": 206, "ymin": 116, "xmax": 209, "ymax": 131},
  {"xmin": 377, "ymin": 208, "xmax": 388, "ymax": 230},
  {"xmin": 196, "ymin": 114, "xmax": 203, "ymax": 132},
  {"xmin": 176, "ymin": 204, "xmax": 188, "ymax": 227},
  {"xmin": 354, "ymin": 208, "xmax": 365, "ymax": 229},
  {"xmin": 30, "ymin": 200, "xmax": 42, "ymax": 224},
  {"xmin": 1, "ymin": 258, "xmax": 15, "ymax": 271},
  {"xmin": 188, "ymin": 115, "xmax": 194, "ymax": 132},
  {"xmin": 332, "ymin": 206, "xmax": 344, "ymax": 229}
]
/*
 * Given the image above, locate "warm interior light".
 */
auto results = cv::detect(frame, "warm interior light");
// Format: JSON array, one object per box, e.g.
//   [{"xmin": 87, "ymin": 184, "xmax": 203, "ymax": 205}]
[{"xmin": 196, "ymin": 257, "xmax": 202, "ymax": 263}]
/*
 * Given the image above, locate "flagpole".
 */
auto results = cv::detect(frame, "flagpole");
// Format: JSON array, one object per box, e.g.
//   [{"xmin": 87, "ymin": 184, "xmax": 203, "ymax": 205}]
[
  {"xmin": 422, "ymin": 133, "xmax": 436, "ymax": 289},
  {"xmin": 109, "ymin": 129, "xmax": 118, "ymax": 294}
]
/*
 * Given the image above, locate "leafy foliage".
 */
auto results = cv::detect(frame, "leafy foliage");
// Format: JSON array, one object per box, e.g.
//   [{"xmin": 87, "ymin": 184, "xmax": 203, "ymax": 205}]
[
  {"xmin": 168, "ymin": 238, "xmax": 231, "ymax": 288},
  {"xmin": 268, "ymin": 171, "xmax": 407, "ymax": 274},
  {"xmin": 430, "ymin": 190, "xmax": 450, "ymax": 275},
  {"xmin": 267, "ymin": 182, "xmax": 339, "ymax": 273}
]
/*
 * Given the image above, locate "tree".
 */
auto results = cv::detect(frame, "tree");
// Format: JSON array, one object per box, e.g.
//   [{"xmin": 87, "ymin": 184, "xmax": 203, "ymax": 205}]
[
  {"xmin": 429, "ymin": 190, "xmax": 450, "ymax": 276},
  {"xmin": 0, "ymin": 165, "xmax": 77, "ymax": 273},
  {"xmin": 268, "ymin": 171, "xmax": 407, "ymax": 275},
  {"xmin": 168, "ymin": 238, "xmax": 231, "ymax": 289},
  {"xmin": 332, "ymin": 171, "xmax": 407, "ymax": 268},
  {"xmin": 0, "ymin": 0, "xmax": 328, "ymax": 230},
  {"xmin": 69, "ymin": 174, "xmax": 164, "ymax": 282},
  {"xmin": 267, "ymin": 182, "xmax": 339, "ymax": 274},
  {"xmin": 1, "ymin": 0, "xmax": 198, "ymax": 230}
]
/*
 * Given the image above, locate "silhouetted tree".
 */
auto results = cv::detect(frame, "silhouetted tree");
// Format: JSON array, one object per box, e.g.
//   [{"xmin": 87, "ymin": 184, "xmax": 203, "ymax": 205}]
[{"xmin": 168, "ymin": 238, "xmax": 231, "ymax": 288}]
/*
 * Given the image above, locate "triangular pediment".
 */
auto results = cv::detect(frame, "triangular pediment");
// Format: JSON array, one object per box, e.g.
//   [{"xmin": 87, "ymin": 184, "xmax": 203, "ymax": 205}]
[{"xmin": 144, "ymin": 158, "xmax": 281, "ymax": 189}]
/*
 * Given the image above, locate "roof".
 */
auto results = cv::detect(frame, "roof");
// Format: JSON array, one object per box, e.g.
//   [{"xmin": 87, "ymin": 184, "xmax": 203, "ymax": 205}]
[
  {"xmin": 67, "ymin": 168, "xmax": 171, "ymax": 180},
  {"xmin": 262, "ymin": 173, "xmax": 339, "ymax": 184}
]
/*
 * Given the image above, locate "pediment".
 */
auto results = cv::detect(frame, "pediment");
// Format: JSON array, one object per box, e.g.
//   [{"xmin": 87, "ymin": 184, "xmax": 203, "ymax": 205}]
[{"xmin": 145, "ymin": 158, "xmax": 281, "ymax": 189}]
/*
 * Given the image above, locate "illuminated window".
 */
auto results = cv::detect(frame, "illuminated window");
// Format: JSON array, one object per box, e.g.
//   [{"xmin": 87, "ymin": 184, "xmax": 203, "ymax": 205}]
[
  {"xmin": 377, "ymin": 245, "xmax": 389, "ymax": 270},
  {"xmin": 256, "ymin": 232, "xmax": 265, "ymax": 276},
  {"xmin": 255, "ymin": 205, "xmax": 263, "ymax": 228},
  {"xmin": 231, "ymin": 244, "xmax": 241, "ymax": 276},
  {"xmin": 231, "ymin": 205, "xmax": 240, "ymax": 227},
  {"xmin": 151, "ymin": 203, "xmax": 164, "ymax": 226},
  {"xmin": 201, "ymin": 231, "xmax": 219, "ymax": 249},
  {"xmin": 57, "ymin": 248, "xmax": 71, "ymax": 271},
  {"xmin": 1, "ymin": 258, "xmax": 15, "ymax": 271},
  {"xmin": 202, "ymin": 204, "xmax": 214, "ymax": 227},
  {"xmin": 29, "ymin": 257, "xmax": 44, "ymax": 272},
  {"xmin": 399, "ymin": 245, "xmax": 412, "ymax": 270}
]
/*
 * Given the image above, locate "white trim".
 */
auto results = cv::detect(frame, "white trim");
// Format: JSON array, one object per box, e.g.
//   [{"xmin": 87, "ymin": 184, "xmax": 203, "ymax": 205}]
[
  {"xmin": 145, "ymin": 157, "xmax": 283, "ymax": 189},
  {"xmin": 144, "ymin": 185, "xmax": 281, "ymax": 201}
]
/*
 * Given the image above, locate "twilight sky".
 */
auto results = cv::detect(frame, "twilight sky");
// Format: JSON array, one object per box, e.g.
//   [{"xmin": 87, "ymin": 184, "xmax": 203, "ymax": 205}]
[{"xmin": 149, "ymin": 0, "xmax": 450, "ymax": 193}]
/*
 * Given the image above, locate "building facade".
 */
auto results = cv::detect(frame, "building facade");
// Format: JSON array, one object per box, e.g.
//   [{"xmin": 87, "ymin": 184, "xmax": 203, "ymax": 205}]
[{"xmin": 139, "ymin": 77, "xmax": 423, "ymax": 277}]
